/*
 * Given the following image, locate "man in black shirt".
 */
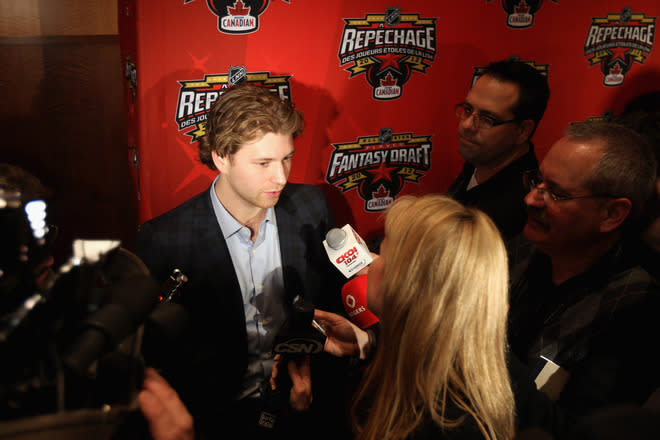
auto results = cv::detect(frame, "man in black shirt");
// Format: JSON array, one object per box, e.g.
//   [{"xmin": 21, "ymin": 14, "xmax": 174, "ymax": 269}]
[{"xmin": 448, "ymin": 59, "xmax": 549, "ymax": 240}]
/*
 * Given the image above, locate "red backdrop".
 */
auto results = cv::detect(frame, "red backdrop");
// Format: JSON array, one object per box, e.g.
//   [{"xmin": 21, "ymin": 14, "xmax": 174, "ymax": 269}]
[{"xmin": 119, "ymin": 0, "xmax": 660, "ymax": 242}]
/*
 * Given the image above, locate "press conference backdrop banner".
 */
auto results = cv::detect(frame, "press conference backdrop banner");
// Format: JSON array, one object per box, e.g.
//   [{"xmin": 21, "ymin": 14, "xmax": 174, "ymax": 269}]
[{"xmin": 119, "ymin": 0, "xmax": 659, "ymax": 242}]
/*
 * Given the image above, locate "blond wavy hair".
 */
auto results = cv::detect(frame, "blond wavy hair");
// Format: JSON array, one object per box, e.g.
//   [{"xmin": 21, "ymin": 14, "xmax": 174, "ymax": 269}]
[
  {"xmin": 353, "ymin": 195, "xmax": 515, "ymax": 440},
  {"xmin": 198, "ymin": 84, "xmax": 304, "ymax": 170}
]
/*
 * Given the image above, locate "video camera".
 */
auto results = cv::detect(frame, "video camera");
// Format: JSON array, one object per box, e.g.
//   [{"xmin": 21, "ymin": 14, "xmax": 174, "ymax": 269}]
[{"xmin": 0, "ymin": 187, "xmax": 188, "ymax": 438}]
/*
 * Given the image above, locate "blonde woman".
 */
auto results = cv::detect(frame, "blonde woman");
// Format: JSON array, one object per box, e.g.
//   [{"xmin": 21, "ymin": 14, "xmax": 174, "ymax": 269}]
[{"xmin": 311, "ymin": 194, "xmax": 515, "ymax": 440}]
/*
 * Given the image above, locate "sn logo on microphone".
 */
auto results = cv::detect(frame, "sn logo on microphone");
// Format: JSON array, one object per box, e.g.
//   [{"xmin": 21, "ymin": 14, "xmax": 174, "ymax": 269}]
[
  {"xmin": 274, "ymin": 338, "xmax": 324, "ymax": 354},
  {"xmin": 336, "ymin": 246, "xmax": 358, "ymax": 265}
]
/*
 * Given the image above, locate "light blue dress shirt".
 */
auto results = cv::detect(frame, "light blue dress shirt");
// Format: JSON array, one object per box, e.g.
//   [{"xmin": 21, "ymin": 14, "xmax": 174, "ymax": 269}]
[{"xmin": 209, "ymin": 178, "xmax": 286, "ymax": 400}]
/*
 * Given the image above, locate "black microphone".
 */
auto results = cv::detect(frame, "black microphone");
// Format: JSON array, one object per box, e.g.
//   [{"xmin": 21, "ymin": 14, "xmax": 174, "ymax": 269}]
[
  {"xmin": 273, "ymin": 295, "xmax": 326, "ymax": 357},
  {"xmin": 61, "ymin": 275, "xmax": 160, "ymax": 375},
  {"xmin": 258, "ymin": 296, "xmax": 326, "ymax": 430},
  {"xmin": 141, "ymin": 301, "xmax": 191, "ymax": 369}
]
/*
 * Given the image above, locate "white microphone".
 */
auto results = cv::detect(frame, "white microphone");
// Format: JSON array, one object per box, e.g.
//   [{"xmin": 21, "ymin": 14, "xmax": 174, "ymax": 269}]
[{"xmin": 323, "ymin": 224, "xmax": 373, "ymax": 278}]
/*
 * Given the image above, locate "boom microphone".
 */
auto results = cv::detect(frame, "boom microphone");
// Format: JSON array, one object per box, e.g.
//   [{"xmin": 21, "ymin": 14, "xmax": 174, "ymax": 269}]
[
  {"xmin": 341, "ymin": 275, "xmax": 379, "ymax": 329},
  {"xmin": 62, "ymin": 275, "xmax": 160, "ymax": 374},
  {"xmin": 323, "ymin": 224, "xmax": 373, "ymax": 278}
]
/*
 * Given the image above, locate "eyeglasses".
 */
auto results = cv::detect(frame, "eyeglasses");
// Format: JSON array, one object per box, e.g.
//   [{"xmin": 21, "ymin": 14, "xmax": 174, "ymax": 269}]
[
  {"xmin": 455, "ymin": 103, "xmax": 518, "ymax": 130},
  {"xmin": 522, "ymin": 169, "xmax": 615, "ymax": 202}
]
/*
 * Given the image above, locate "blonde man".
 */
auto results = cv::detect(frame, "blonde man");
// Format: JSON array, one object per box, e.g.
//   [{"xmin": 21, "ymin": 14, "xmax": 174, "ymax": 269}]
[{"xmin": 137, "ymin": 85, "xmax": 349, "ymax": 439}]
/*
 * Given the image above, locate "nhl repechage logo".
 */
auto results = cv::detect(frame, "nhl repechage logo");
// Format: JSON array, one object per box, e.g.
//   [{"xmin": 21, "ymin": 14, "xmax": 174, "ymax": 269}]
[
  {"xmin": 338, "ymin": 7, "xmax": 437, "ymax": 100},
  {"xmin": 185, "ymin": 0, "xmax": 290, "ymax": 34},
  {"xmin": 584, "ymin": 8, "xmax": 656, "ymax": 87},
  {"xmin": 487, "ymin": 0, "xmax": 557, "ymax": 29},
  {"xmin": 325, "ymin": 129, "xmax": 433, "ymax": 212},
  {"xmin": 175, "ymin": 68, "xmax": 292, "ymax": 142}
]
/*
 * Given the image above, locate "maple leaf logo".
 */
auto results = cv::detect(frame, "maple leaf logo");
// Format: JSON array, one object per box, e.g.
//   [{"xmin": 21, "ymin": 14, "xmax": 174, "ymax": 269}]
[
  {"xmin": 228, "ymin": 0, "xmax": 250, "ymax": 16},
  {"xmin": 514, "ymin": 0, "xmax": 530, "ymax": 14},
  {"xmin": 610, "ymin": 63, "xmax": 623, "ymax": 75},
  {"xmin": 380, "ymin": 73, "xmax": 397, "ymax": 87},
  {"xmin": 373, "ymin": 185, "xmax": 390, "ymax": 199}
]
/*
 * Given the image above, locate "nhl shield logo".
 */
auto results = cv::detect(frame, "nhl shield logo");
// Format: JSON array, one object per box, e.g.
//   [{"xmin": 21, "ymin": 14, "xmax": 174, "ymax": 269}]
[
  {"xmin": 384, "ymin": 7, "xmax": 401, "ymax": 27},
  {"xmin": 228, "ymin": 65, "xmax": 247, "ymax": 85}
]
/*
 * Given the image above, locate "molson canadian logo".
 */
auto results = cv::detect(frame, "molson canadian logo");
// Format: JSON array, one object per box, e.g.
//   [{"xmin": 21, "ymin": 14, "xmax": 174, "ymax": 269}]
[
  {"xmin": 186, "ymin": 0, "xmax": 290, "ymax": 34},
  {"xmin": 584, "ymin": 8, "xmax": 656, "ymax": 87},
  {"xmin": 175, "ymin": 66, "xmax": 292, "ymax": 142},
  {"xmin": 326, "ymin": 128, "xmax": 433, "ymax": 212},
  {"xmin": 487, "ymin": 0, "xmax": 557, "ymax": 29},
  {"xmin": 337, "ymin": 7, "xmax": 436, "ymax": 100}
]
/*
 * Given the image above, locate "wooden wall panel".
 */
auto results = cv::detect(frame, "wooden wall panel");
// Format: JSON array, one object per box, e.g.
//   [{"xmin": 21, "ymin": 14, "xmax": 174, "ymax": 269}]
[
  {"xmin": 0, "ymin": 1, "xmax": 41, "ymax": 36},
  {"xmin": 1, "ymin": 1, "xmax": 135, "ymax": 266},
  {"xmin": 0, "ymin": 0, "xmax": 117, "ymax": 37},
  {"xmin": 38, "ymin": 0, "xmax": 118, "ymax": 36}
]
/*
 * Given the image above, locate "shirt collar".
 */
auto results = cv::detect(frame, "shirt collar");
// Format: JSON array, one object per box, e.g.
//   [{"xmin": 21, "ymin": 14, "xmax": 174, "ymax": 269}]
[{"xmin": 209, "ymin": 176, "xmax": 275, "ymax": 239}]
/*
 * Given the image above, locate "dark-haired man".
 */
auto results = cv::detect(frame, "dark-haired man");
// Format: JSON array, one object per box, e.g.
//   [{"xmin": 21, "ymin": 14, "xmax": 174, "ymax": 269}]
[{"xmin": 448, "ymin": 59, "xmax": 550, "ymax": 240}]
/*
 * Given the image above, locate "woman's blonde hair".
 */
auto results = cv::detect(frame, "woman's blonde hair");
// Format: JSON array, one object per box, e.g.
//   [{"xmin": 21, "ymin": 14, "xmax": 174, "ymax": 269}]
[{"xmin": 353, "ymin": 195, "xmax": 515, "ymax": 440}]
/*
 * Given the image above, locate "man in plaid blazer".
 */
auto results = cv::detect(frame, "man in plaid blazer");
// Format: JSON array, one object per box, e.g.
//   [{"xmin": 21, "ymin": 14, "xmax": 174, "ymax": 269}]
[
  {"xmin": 136, "ymin": 85, "xmax": 349, "ymax": 439},
  {"xmin": 507, "ymin": 120, "xmax": 660, "ymax": 438}
]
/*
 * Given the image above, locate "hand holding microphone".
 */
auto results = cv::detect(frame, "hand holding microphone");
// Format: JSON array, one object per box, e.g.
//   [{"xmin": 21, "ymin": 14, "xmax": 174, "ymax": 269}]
[
  {"xmin": 319, "ymin": 225, "xmax": 379, "ymax": 359},
  {"xmin": 266, "ymin": 296, "xmax": 326, "ymax": 423}
]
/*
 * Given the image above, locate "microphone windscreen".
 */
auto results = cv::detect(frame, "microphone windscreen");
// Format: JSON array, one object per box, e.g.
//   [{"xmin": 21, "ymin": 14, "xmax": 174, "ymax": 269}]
[
  {"xmin": 143, "ymin": 302, "xmax": 191, "ymax": 368},
  {"xmin": 341, "ymin": 275, "xmax": 379, "ymax": 329},
  {"xmin": 108, "ymin": 275, "xmax": 160, "ymax": 325}
]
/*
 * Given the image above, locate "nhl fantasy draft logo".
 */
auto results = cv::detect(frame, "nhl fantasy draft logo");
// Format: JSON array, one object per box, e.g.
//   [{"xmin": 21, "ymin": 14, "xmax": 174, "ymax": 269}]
[
  {"xmin": 584, "ymin": 8, "xmax": 656, "ymax": 87},
  {"xmin": 487, "ymin": 0, "xmax": 557, "ymax": 29},
  {"xmin": 338, "ymin": 7, "xmax": 437, "ymax": 100},
  {"xmin": 185, "ymin": 0, "xmax": 290, "ymax": 34},
  {"xmin": 326, "ymin": 128, "xmax": 433, "ymax": 212},
  {"xmin": 470, "ymin": 57, "xmax": 549, "ymax": 86},
  {"xmin": 175, "ymin": 68, "xmax": 292, "ymax": 142}
]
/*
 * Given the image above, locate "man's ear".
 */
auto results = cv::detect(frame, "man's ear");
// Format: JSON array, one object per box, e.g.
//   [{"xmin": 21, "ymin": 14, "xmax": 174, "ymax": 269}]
[
  {"xmin": 211, "ymin": 150, "xmax": 228, "ymax": 173},
  {"xmin": 516, "ymin": 119, "xmax": 535, "ymax": 145},
  {"xmin": 600, "ymin": 198, "xmax": 632, "ymax": 233}
]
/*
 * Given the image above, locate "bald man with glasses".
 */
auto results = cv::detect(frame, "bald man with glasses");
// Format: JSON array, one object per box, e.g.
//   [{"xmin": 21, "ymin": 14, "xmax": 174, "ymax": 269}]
[
  {"xmin": 448, "ymin": 59, "xmax": 550, "ymax": 240},
  {"xmin": 506, "ymin": 120, "xmax": 660, "ymax": 438}
]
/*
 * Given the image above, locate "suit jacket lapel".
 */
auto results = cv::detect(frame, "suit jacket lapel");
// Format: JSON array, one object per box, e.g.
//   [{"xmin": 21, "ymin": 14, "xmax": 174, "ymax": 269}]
[
  {"xmin": 193, "ymin": 189, "xmax": 245, "ymax": 315},
  {"xmin": 276, "ymin": 188, "xmax": 307, "ymax": 304}
]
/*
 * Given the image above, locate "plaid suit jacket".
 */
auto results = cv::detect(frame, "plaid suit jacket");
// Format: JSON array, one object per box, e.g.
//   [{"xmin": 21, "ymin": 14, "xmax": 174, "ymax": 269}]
[{"xmin": 135, "ymin": 183, "xmax": 345, "ymax": 425}]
